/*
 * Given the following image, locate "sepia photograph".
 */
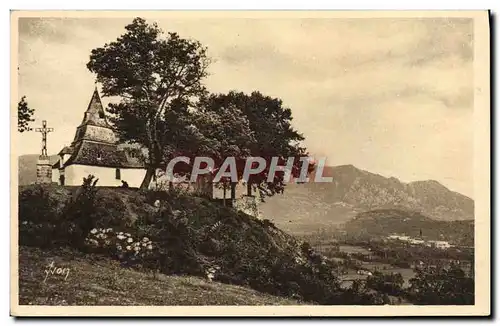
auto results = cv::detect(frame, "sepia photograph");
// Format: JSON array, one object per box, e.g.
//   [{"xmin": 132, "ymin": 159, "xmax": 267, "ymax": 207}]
[{"xmin": 10, "ymin": 10, "xmax": 490, "ymax": 317}]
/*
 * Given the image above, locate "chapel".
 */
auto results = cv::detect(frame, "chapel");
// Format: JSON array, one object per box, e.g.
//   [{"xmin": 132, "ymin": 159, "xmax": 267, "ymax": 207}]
[{"xmin": 51, "ymin": 87, "xmax": 146, "ymax": 187}]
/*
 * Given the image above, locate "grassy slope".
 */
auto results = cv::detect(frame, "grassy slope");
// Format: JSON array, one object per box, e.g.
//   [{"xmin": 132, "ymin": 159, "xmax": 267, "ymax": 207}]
[{"xmin": 18, "ymin": 246, "xmax": 301, "ymax": 306}]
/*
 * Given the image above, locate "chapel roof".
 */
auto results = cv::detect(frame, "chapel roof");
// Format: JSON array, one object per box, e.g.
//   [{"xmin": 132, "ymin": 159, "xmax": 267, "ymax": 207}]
[
  {"xmin": 71, "ymin": 87, "xmax": 118, "ymax": 146},
  {"xmin": 80, "ymin": 86, "xmax": 111, "ymax": 128},
  {"xmin": 63, "ymin": 141, "xmax": 144, "ymax": 168},
  {"xmin": 58, "ymin": 146, "xmax": 73, "ymax": 155},
  {"xmin": 57, "ymin": 87, "xmax": 145, "ymax": 169}
]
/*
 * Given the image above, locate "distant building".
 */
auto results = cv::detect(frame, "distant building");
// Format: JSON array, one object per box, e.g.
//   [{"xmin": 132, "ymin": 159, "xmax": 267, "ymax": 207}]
[
  {"xmin": 357, "ymin": 270, "xmax": 372, "ymax": 276},
  {"xmin": 387, "ymin": 234, "xmax": 410, "ymax": 242},
  {"xmin": 428, "ymin": 240, "xmax": 451, "ymax": 249},
  {"xmin": 409, "ymin": 239, "xmax": 425, "ymax": 245}
]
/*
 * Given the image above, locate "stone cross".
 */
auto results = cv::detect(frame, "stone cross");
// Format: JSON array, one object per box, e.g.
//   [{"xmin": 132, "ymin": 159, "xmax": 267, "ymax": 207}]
[{"xmin": 35, "ymin": 120, "xmax": 54, "ymax": 157}]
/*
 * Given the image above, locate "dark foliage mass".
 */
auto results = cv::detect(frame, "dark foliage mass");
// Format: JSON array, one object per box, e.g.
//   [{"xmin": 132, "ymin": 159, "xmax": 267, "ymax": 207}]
[
  {"xmin": 408, "ymin": 265, "xmax": 474, "ymax": 305},
  {"xmin": 366, "ymin": 271, "xmax": 404, "ymax": 296},
  {"xmin": 87, "ymin": 17, "xmax": 211, "ymax": 189},
  {"xmin": 18, "ymin": 96, "xmax": 35, "ymax": 133}
]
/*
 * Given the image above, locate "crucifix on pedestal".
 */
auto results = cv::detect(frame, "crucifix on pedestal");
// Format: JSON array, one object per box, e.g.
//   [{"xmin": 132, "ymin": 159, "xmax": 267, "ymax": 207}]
[
  {"xmin": 34, "ymin": 120, "xmax": 54, "ymax": 184},
  {"xmin": 35, "ymin": 120, "xmax": 54, "ymax": 157}
]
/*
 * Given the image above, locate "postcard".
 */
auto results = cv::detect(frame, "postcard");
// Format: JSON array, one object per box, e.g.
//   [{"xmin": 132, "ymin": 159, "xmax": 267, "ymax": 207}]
[{"xmin": 10, "ymin": 10, "xmax": 490, "ymax": 317}]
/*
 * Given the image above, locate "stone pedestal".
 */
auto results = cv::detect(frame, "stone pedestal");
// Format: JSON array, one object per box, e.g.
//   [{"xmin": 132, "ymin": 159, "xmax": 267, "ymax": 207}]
[{"xmin": 36, "ymin": 155, "xmax": 52, "ymax": 184}]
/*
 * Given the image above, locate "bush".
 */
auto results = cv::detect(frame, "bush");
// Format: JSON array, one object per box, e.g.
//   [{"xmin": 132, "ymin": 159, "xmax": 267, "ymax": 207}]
[
  {"xmin": 19, "ymin": 185, "xmax": 69, "ymax": 224},
  {"xmin": 64, "ymin": 175, "xmax": 101, "ymax": 249},
  {"xmin": 84, "ymin": 227, "xmax": 156, "ymax": 267},
  {"xmin": 366, "ymin": 271, "xmax": 404, "ymax": 296},
  {"xmin": 18, "ymin": 185, "xmax": 71, "ymax": 247},
  {"xmin": 408, "ymin": 264, "xmax": 474, "ymax": 305}
]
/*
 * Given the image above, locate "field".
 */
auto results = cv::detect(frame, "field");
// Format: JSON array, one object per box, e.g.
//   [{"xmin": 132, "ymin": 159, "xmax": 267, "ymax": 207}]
[
  {"xmin": 312, "ymin": 243, "xmax": 417, "ymax": 288},
  {"xmin": 338, "ymin": 245, "xmax": 371, "ymax": 255}
]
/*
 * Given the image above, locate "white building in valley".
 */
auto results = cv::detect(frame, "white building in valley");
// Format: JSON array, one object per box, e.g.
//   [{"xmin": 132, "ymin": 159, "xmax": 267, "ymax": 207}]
[{"xmin": 428, "ymin": 240, "xmax": 452, "ymax": 249}]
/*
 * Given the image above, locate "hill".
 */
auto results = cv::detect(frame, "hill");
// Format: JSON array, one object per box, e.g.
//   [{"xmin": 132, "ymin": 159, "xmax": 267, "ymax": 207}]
[
  {"xmin": 260, "ymin": 165, "xmax": 474, "ymax": 234},
  {"xmin": 18, "ymin": 246, "xmax": 300, "ymax": 306},
  {"xmin": 19, "ymin": 184, "xmax": 387, "ymax": 305},
  {"xmin": 18, "ymin": 154, "xmax": 59, "ymax": 185},
  {"xmin": 341, "ymin": 209, "xmax": 474, "ymax": 246}
]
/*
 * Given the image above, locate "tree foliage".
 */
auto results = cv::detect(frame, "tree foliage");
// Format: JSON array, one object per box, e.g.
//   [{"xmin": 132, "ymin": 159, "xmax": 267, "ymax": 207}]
[
  {"xmin": 18, "ymin": 96, "xmax": 35, "ymax": 133},
  {"xmin": 366, "ymin": 271, "xmax": 404, "ymax": 296},
  {"xmin": 408, "ymin": 264, "xmax": 474, "ymax": 305},
  {"xmin": 201, "ymin": 91, "xmax": 313, "ymax": 200},
  {"xmin": 87, "ymin": 17, "xmax": 311, "ymax": 198},
  {"xmin": 87, "ymin": 17, "xmax": 210, "ymax": 188}
]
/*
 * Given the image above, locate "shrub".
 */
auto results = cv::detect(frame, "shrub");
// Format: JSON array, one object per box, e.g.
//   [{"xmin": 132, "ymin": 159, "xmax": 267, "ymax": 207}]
[
  {"xmin": 19, "ymin": 185, "xmax": 69, "ymax": 224},
  {"xmin": 18, "ymin": 185, "xmax": 71, "ymax": 247},
  {"xmin": 366, "ymin": 271, "xmax": 404, "ymax": 296},
  {"xmin": 84, "ymin": 227, "xmax": 156, "ymax": 267},
  {"xmin": 408, "ymin": 264, "xmax": 474, "ymax": 305},
  {"xmin": 64, "ymin": 175, "xmax": 100, "ymax": 248}
]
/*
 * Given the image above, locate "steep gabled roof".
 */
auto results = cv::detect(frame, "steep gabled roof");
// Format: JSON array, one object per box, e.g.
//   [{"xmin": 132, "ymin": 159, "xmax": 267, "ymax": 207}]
[
  {"xmin": 71, "ymin": 88, "xmax": 118, "ymax": 146},
  {"xmin": 58, "ymin": 146, "xmax": 73, "ymax": 155},
  {"xmin": 80, "ymin": 87, "xmax": 111, "ymax": 128},
  {"xmin": 59, "ymin": 87, "xmax": 145, "ymax": 169},
  {"xmin": 64, "ymin": 141, "xmax": 144, "ymax": 168}
]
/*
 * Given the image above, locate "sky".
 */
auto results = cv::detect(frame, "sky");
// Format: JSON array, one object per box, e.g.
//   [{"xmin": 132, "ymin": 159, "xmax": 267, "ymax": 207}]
[{"xmin": 16, "ymin": 16, "xmax": 474, "ymax": 197}]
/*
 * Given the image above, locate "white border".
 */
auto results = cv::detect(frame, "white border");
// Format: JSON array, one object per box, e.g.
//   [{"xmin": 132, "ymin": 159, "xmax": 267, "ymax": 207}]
[{"xmin": 2, "ymin": 1, "xmax": 496, "ymax": 323}]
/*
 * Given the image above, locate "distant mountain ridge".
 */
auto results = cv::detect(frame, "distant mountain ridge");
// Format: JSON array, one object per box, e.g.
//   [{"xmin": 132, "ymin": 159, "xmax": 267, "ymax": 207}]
[
  {"xmin": 260, "ymin": 164, "xmax": 473, "ymax": 234},
  {"xmin": 18, "ymin": 154, "xmax": 59, "ymax": 186},
  {"xmin": 326, "ymin": 165, "xmax": 472, "ymax": 219}
]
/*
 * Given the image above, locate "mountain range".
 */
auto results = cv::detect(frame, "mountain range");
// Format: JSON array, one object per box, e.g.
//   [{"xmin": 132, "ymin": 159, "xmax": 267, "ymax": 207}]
[
  {"xmin": 17, "ymin": 154, "xmax": 59, "ymax": 186},
  {"xmin": 259, "ymin": 165, "xmax": 474, "ymax": 234}
]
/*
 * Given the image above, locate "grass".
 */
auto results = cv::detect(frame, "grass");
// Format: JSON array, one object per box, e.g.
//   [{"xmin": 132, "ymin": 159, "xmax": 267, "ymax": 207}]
[{"xmin": 18, "ymin": 246, "xmax": 302, "ymax": 306}]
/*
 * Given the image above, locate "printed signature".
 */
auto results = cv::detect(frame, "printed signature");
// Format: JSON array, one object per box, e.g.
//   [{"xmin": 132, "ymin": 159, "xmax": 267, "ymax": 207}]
[{"xmin": 43, "ymin": 261, "xmax": 70, "ymax": 283}]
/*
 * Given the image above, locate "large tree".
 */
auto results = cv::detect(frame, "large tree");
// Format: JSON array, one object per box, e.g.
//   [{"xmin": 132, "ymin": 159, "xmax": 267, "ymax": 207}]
[
  {"xmin": 18, "ymin": 96, "xmax": 35, "ymax": 133},
  {"xmin": 192, "ymin": 99, "xmax": 257, "ymax": 199},
  {"xmin": 202, "ymin": 91, "xmax": 313, "ymax": 201},
  {"xmin": 87, "ymin": 17, "xmax": 210, "ymax": 189}
]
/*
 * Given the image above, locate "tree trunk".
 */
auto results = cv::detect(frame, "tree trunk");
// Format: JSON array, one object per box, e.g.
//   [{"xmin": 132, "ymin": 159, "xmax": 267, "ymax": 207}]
[
  {"xmin": 140, "ymin": 166, "xmax": 155, "ymax": 190},
  {"xmin": 223, "ymin": 184, "xmax": 227, "ymax": 206},
  {"xmin": 230, "ymin": 182, "xmax": 236, "ymax": 200},
  {"xmin": 247, "ymin": 182, "xmax": 252, "ymax": 196}
]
